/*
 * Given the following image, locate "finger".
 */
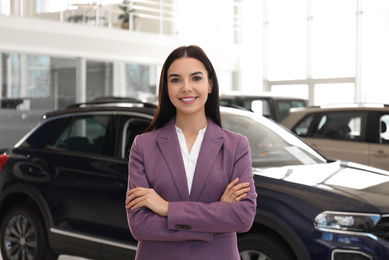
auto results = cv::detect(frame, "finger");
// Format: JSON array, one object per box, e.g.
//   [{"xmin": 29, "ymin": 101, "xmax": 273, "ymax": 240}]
[
  {"xmin": 126, "ymin": 189, "xmax": 148, "ymax": 207},
  {"xmin": 127, "ymin": 195, "xmax": 147, "ymax": 210},
  {"xmin": 232, "ymin": 187, "xmax": 250, "ymax": 198},
  {"xmin": 233, "ymin": 193, "xmax": 248, "ymax": 202},
  {"xmin": 127, "ymin": 187, "xmax": 148, "ymax": 195},
  {"xmin": 233, "ymin": 182, "xmax": 250, "ymax": 190},
  {"xmin": 229, "ymin": 178, "xmax": 240, "ymax": 186},
  {"xmin": 222, "ymin": 178, "xmax": 240, "ymax": 197},
  {"xmin": 225, "ymin": 182, "xmax": 249, "ymax": 198},
  {"xmin": 226, "ymin": 178, "xmax": 240, "ymax": 190},
  {"xmin": 229, "ymin": 183, "xmax": 249, "ymax": 195}
]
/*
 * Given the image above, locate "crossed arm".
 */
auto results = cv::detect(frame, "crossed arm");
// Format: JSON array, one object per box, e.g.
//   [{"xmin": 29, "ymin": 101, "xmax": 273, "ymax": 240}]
[{"xmin": 125, "ymin": 177, "xmax": 251, "ymax": 216}]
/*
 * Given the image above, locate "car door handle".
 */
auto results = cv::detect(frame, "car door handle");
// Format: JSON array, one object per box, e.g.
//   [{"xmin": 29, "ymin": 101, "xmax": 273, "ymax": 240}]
[
  {"xmin": 27, "ymin": 166, "xmax": 48, "ymax": 177},
  {"xmin": 374, "ymin": 150, "xmax": 388, "ymax": 158}
]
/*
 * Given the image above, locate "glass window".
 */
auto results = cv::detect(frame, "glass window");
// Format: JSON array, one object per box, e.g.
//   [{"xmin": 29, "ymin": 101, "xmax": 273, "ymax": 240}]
[
  {"xmin": 267, "ymin": 0, "xmax": 307, "ymax": 80},
  {"xmin": 125, "ymin": 64, "xmax": 154, "ymax": 98},
  {"xmin": 362, "ymin": 0, "xmax": 389, "ymax": 12},
  {"xmin": 276, "ymin": 100, "xmax": 306, "ymax": 122},
  {"xmin": 122, "ymin": 118, "xmax": 150, "ymax": 160},
  {"xmin": 86, "ymin": 60, "xmax": 113, "ymax": 101},
  {"xmin": 312, "ymin": 0, "xmax": 356, "ymax": 78},
  {"xmin": 311, "ymin": 112, "xmax": 367, "ymax": 142},
  {"xmin": 314, "ymin": 83, "xmax": 355, "ymax": 105},
  {"xmin": 36, "ymin": 0, "xmax": 68, "ymax": 13},
  {"xmin": 271, "ymin": 85, "xmax": 309, "ymax": 100},
  {"xmin": 221, "ymin": 111, "xmax": 325, "ymax": 167},
  {"xmin": 380, "ymin": 115, "xmax": 389, "ymax": 144},
  {"xmin": 177, "ymin": 0, "xmax": 235, "ymax": 44},
  {"xmin": 292, "ymin": 114, "xmax": 314, "ymax": 137},
  {"xmin": 0, "ymin": 0, "xmax": 10, "ymax": 15},
  {"xmin": 26, "ymin": 56, "xmax": 51, "ymax": 97},
  {"xmin": 361, "ymin": 7, "xmax": 389, "ymax": 103},
  {"xmin": 49, "ymin": 115, "xmax": 109, "ymax": 155},
  {"xmin": 250, "ymin": 100, "xmax": 272, "ymax": 119},
  {"xmin": 0, "ymin": 53, "xmax": 76, "ymax": 149}
]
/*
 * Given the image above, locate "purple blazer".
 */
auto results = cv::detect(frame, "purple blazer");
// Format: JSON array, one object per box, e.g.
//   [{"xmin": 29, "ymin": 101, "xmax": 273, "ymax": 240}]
[{"xmin": 127, "ymin": 118, "xmax": 257, "ymax": 260}]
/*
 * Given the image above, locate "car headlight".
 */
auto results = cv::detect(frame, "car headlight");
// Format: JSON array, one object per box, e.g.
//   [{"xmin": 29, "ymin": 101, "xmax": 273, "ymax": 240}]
[{"xmin": 314, "ymin": 211, "xmax": 381, "ymax": 233}]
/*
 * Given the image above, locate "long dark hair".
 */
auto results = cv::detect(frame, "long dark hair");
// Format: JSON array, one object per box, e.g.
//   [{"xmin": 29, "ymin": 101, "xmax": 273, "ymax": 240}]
[{"xmin": 145, "ymin": 45, "xmax": 221, "ymax": 132}]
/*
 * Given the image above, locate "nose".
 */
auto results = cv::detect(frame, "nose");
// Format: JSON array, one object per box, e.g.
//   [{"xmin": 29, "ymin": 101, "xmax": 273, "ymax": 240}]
[{"xmin": 181, "ymin": 80, "xmax": 193, "ymax": 92}]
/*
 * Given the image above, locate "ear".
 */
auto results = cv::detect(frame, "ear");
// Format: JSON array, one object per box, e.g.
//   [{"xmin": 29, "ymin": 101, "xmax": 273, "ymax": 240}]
[{"xmin": 208, "ymin": 78, "xmax": 213, "ymax": 94}]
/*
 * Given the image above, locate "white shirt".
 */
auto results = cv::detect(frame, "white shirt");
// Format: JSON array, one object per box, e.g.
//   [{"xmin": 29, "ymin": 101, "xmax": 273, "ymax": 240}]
[{"xmin": 175, "ymin": 125, "xmax": 207, "ymax": 194}]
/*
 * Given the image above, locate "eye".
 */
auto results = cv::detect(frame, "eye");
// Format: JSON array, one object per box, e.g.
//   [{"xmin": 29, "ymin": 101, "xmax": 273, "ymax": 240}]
[
  {"xmin": 170, "ymin": 78, "xmax": 180, "ymax": 83},
  {"xmin": 192, "ymin": 76, "xmax": 202, "ymax": 81}
]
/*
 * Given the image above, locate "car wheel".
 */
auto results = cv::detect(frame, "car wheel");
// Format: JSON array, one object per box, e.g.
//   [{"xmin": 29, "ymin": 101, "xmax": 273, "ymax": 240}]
[
  {"xmin": 0, "ymin": 205, "xmax": 58, "ymax": 260},
  {"xmin": 238, "ymin": 233, "xmax": 296, "ymax": 260}
]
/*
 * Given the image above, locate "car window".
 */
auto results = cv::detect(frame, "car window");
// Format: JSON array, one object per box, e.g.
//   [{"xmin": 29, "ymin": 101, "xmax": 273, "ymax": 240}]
[
  {"xmin": 311, "ymin": 112, "xmax": 367, "ymax": 142},
  {"xmin": 47, "ymin": 115, "xmax": 109, "ymax": 155},
  {"xmin": 221, "ymin": 111, "xmax": 324, "ymax": 168},
  {"xmin": 122, "ymin": 118, "xmax": 150, "ymax": 160},
  {"xmin": 250, "ymin": 100, "xmax": 271, "ymax": 119},
  {"xmin": 380, "ymin": 115, "xmax": 389, "ymax": 144},
  {"xmin": 276, "ymin": 100, "xmax": 306, "ymax": 122},
  {"xmin": 292, "ymin": 114, "xmax": 314, "ymax": 136}
]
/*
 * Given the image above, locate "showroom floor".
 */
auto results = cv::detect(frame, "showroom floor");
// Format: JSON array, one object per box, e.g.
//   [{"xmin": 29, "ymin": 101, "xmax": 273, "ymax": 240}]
[
  {"xmin": 0, "ymin": 254, "xmax": 91, "ymax": 260},
  {"xmin": 59, "ymin": 256, "xmax": 91, "ymax": 260}
]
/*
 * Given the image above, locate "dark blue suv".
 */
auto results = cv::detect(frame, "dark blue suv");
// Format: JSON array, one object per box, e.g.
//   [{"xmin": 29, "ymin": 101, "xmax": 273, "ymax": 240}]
[{"xmin": 0, "ymin": 98, "xmax": 389, "ymax": 260}]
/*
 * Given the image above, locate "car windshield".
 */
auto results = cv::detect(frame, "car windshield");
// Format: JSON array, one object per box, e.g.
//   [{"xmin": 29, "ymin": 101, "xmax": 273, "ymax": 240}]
[{"xmin": 221, "ymin": 108, "xmax": 326, "ymax": 168}]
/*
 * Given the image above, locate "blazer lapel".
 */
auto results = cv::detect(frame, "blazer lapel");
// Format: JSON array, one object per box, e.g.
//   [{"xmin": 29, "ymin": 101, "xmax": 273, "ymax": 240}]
[
  {"xmin": 157, "ymin": 118, "xmax": 190, "ymax": 201},
  {"xmin": 190, "ymin": 119, "xmax": 224, "ymax": 201}
]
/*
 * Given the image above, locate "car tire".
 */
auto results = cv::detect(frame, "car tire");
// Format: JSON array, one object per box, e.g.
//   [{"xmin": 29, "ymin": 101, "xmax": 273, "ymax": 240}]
[
  {"xmin": 0, "ymin": 205, "xmax": 58, "ymax": 260},
  {"xmin": 238, "ymin": 233, "xmax": 296, "ymax": 260}
]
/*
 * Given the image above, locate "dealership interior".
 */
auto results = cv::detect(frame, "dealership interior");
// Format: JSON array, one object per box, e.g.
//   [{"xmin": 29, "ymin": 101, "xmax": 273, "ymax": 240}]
[
  {"xmin": 1, "ymin": 0, "xmax": 389, "ymax": 148},
  {"xmin": 0, "ymin": 0, "xmax": 389, "ymax": 260}
]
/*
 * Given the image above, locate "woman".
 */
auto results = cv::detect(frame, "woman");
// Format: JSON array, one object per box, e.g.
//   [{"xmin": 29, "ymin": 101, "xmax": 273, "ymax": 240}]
[{"xmin": 126, "ymin": 45, "xmax": 257, "ymax": 260}]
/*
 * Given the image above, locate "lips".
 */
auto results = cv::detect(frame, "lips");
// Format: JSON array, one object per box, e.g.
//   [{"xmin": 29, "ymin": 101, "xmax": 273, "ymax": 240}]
[
  {"xmin": 179, "ymin": 97, "xmax": 198, "ymax": 104},
  {"xmin": 181, "ymin": 97, "xmax": 196, "ymax": 102}
]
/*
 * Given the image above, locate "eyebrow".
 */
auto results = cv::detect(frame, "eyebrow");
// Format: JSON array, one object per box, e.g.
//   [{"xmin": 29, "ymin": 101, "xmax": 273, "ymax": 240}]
[{"xmin": 168, "ymin": 71, "xmax": 204, "ymax": 78}]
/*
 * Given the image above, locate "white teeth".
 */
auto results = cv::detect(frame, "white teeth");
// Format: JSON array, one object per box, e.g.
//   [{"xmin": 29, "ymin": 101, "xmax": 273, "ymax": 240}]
[{"xmin": 181, "ymin": 98, "xmax": 195, "ymax": 102}]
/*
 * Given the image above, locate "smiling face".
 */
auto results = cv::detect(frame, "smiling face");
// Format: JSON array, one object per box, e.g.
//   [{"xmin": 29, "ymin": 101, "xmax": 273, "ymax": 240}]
[{"xmin": 167, "ymin": 57, "xmax": 213, "ymax": 118}]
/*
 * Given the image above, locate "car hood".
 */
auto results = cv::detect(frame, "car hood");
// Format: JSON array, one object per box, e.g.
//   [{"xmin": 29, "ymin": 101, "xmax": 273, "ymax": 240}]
[{"xmin": 254, "ymin": 161, "xmax": 389, "ymax": 213}]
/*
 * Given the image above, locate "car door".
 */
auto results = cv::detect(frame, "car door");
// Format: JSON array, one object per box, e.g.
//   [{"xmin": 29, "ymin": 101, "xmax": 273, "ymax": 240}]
[
  {"xmin": 37, "ymin": 113, "xmax": 113, "ymax": 257},
  {"xmin": 294, "ymin": 111, "xmax": 370, "ymax": 165},
  {"xmin": 99, "ymin": 113, "xmax": 151, "ymax": 259},
  {"xmin": 369, "ymin": 114, "xmax": 389, "ymax": 170}
]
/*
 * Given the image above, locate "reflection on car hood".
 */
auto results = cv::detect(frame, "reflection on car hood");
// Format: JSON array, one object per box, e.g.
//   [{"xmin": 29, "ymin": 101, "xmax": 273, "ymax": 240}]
[{"xmin": 254, "ymin": 161, "xmax": 389, "ymax": 212}]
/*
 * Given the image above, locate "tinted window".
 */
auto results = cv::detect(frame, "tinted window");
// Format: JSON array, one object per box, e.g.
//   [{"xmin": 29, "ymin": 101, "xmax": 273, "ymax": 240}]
[
  {"xmin": 20, "ymin": 118, "xmax": 65, "ymax": 148},
  {"xmin": 304, "ymin": 111, "xmax": 368, "ymax": 142},
  {"xmin": 122, "ymin": 118, "xmax": 150, "ymax": 160},
  {"xmin": 47, "ymin": 115, "xmax": 109, "ymax": 155},
  {"xmin": 292, "ymin": 114, "xmax": 314, "ymax": 136}
]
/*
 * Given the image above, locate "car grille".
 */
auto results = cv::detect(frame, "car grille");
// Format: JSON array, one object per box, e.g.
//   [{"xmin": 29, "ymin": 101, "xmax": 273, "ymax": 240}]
[{"xmin": 371, "ymin": 215, "xmax": 389, "ymax": 243}]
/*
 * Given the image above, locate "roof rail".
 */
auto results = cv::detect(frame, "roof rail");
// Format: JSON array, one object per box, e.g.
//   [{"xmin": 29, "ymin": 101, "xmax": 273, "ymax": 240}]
[{"xmin": 65, "ymin": 96, "xmax": 157, "ymax": 109}]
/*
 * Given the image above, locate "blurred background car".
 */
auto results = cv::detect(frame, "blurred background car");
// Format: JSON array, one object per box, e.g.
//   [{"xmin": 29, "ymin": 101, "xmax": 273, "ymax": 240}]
[
  {"xmin": 1, "ymin": 99, "xmax": 389, "ymax": 260},
  {"xmin": 281, "ymin": 103, "xmax": 389, "ymax": 171},
  {"xmin": 219, "ymin": 92, "xmax": 308, "ymax": 122}
]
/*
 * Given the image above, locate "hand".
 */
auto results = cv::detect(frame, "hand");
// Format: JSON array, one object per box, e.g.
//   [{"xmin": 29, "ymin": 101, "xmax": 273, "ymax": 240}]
[
  {"xmin": 220, "ymin": 178, "xmax": 250, "ymax": 203},
  {"xmin": 126, "ymin": 187, "xmax": 169, "ymax": 217}
]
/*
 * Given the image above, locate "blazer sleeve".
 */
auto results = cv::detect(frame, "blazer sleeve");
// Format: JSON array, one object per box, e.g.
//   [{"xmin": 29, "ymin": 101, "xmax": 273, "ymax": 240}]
[
  {"xmin": 126, "ymin": 135, "xmax": 213, "ymax": 242},
  {"xmin": 167, "ymin": 135, "xmax": 257, "ymax": 234}
]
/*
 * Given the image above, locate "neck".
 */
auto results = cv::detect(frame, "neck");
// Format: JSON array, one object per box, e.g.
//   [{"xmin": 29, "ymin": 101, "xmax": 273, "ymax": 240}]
[{"xmin": 175, "ymin": 112, "xmax": 207, "ymax": 134}]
